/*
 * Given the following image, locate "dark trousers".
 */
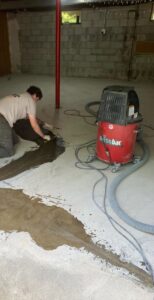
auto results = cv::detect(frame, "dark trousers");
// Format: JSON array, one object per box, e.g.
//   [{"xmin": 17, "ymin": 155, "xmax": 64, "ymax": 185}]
[
  {"xmin": 0, "ymin": 115, "xmax": 14, "ymax": 158},
  {"xmin": 13, "ymin": 119, "xmax": 50, "ymax": 146}
]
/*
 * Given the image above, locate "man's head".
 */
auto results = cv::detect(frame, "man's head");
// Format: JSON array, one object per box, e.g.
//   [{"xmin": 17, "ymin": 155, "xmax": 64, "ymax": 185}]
[{"xmin": 27, "ymin": 86, "xmax": 43, "ymax": 101}]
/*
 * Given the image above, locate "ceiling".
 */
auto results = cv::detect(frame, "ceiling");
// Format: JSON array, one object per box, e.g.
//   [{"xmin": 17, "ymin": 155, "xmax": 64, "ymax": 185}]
[{"xmin": 0, "ymin": 0, "xmax": 153, "ymax": 11}]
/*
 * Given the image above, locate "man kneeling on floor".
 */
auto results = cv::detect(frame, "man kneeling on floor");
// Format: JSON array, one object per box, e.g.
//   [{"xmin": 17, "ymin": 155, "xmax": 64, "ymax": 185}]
[{"xmin": 0, "ymin": 86, "xmax": 51, "ymax": 158}]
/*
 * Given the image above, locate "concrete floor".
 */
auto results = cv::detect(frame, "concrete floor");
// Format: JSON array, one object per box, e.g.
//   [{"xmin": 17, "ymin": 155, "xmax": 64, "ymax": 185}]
[{"xmin": 0, "ymin": 74, "xmax": 154, "ymax": 299}]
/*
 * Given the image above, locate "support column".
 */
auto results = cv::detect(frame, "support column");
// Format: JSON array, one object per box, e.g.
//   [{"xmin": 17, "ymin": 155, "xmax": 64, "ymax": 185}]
[{"xmin": 55, "ymin": 0, "xmax": 61, "ymax": 109}]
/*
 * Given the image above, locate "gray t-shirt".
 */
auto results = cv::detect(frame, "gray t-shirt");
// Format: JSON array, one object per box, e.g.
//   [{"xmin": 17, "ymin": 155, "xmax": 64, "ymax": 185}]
[{"xmin": 0, "ymin": 92, "xmax": 36, "ymax": 127}]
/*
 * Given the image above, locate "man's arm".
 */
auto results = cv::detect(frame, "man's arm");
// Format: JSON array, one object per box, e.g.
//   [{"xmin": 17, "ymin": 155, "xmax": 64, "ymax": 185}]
[{"xmin": 28, "ymin": 114, "xmax": 45, "ymax": 139}]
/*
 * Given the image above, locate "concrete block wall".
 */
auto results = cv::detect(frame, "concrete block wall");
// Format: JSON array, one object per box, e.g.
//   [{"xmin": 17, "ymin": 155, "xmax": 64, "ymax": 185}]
[
  {"xmin": 8, "ymin": 13, "xmax": 21, "ymax": 73},
  {"xmin": 17, "ymin": 12, "xmax": 56, "ymax": 75},
  {"xmin": 133, "ymin": 4, "xmax": 154, "ymax": 79},
  {"xmin": 9, "ymin": 3, "xmax": 154, "ymax": 80}
]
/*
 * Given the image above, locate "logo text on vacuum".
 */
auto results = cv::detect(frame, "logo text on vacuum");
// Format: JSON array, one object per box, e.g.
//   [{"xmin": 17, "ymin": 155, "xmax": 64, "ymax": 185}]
[{"xmin": 100, "ymin": 136, "xmax": 122, "ymax": 147}]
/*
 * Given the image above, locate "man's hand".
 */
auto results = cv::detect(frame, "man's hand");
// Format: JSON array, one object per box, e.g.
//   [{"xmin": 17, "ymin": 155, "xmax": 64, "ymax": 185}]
[{"xmin": 44, "ymin": 135, "xmax": 51, "ymax": 141}]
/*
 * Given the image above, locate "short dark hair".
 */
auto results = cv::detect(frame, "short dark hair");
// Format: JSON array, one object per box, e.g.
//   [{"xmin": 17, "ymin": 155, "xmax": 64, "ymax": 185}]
[{"xmin": 27, "ymin": 86, "xmax": 43, "ymax": 100}]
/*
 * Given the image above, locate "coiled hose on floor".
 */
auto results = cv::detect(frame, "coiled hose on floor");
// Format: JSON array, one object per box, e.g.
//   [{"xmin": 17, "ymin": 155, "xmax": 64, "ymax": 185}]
[{"xmin": 107, "ymin": 139, "xmax": 154, "ymax": 234}]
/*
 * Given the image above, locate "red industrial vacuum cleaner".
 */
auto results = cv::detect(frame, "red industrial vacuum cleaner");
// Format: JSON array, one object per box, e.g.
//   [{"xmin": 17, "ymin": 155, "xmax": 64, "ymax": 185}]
[{"xmin": 96, "ymin": 86, "xmax": 142, "ymax": 165}]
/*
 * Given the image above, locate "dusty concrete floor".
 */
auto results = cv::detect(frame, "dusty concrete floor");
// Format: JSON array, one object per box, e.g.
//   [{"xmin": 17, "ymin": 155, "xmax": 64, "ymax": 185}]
[
  {"xmin": 0, "ymin": 74, "xmax": 153, "ymax": 299},
  {"xmin": 0, "ymin": 131, "xmax": 152, "ymax": 286}
]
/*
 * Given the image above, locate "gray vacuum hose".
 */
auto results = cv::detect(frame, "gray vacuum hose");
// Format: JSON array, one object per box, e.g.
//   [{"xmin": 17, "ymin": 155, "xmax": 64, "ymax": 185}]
[
  {"xmin": 85, "ymin": 101, "xmax": 100, "ymax": 117},
  {"xmin": 107, "ymin": 139, "xmax": 154, "ymax": 234}
]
